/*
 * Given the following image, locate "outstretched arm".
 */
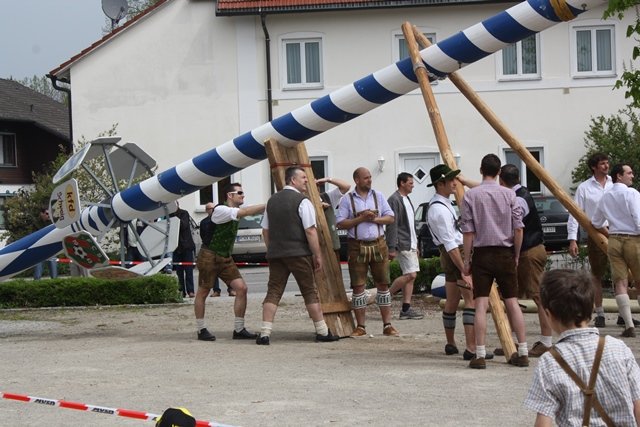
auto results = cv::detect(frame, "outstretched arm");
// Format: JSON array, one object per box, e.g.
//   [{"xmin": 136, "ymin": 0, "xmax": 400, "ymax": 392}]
[{"xmin": 238, "ymin": 204, "xmax": 266, "ymax": 218}]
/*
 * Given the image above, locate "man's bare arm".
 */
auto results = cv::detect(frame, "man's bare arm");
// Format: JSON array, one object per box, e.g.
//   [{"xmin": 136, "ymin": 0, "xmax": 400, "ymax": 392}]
[
  {"xmin": 316, "ymin": 177, "xmax": 351, "ymax": 194},
  {"xmin": 238, "ymin": 204, "xmax": 266, "ymax": 218}
]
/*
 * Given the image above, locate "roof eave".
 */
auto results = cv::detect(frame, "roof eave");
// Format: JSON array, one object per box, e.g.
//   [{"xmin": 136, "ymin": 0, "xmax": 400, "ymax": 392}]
[{"xmin": 216, "ymin": 0, "xmax": 514, "ymax": 16}]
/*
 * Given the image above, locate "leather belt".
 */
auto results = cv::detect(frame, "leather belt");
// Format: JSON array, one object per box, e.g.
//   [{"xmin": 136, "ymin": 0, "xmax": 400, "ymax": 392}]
[{"xmin": 348, "ymin": 237, "xmax": 385, "ymax": 245}]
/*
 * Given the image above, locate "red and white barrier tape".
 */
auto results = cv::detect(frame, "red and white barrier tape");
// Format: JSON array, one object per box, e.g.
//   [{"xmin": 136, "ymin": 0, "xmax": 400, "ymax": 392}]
[
  {"xmin": 1, "ymin": 391, "xmax": 235, "ymax": 427},
  {"xmin": 56, "ymin": 257, "xmax": 271, "ymax": 267}
]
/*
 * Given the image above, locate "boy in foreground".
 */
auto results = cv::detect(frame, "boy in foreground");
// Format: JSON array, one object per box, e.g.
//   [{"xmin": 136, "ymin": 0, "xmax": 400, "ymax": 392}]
[{"xmin": 524, "ymin": 269, "xmax": 640, "ymax": 426}]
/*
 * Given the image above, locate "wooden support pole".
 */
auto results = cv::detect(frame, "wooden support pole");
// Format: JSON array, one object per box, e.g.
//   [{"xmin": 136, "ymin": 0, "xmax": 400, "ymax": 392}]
[
  {"xmin": 264, "ymin": 138, "xmax": 355, "ymax": 337},
  {"xmin": 403, "ymin": 22, "xmax": 517, "ymax": 360},
  {"xmin": 411, "ymin": 27, "xmax": 608, "ymax": 253}
]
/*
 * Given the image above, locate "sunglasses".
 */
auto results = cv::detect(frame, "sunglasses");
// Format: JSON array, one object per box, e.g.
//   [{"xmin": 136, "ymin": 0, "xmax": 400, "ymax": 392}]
[{"xmin": 228, "ymin": 191, "xmax": 244, "ymax": 196}]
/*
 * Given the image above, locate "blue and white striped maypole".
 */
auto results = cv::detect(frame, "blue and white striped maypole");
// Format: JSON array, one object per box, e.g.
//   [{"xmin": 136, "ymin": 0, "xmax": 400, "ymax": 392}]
[{"xmin": 0, "ymin": 0, "xmax": 605, "ymax": 280}]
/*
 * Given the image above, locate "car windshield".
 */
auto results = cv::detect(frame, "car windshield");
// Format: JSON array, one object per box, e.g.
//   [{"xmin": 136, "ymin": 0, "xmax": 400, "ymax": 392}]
[
  {"xmin": 534, "ymin": 198, "xmax": 567, "ymax": 214},
  {"xmin": 238, "ymin": 214, "xmax": 263, "ymax": 230}
]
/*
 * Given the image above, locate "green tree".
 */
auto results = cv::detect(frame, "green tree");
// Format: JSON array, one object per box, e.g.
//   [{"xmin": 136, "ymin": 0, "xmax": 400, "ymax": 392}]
[
  {"xmin": 604, "ymin": 2, "xmax": 640, "ymax": 107},
  {"xmin": 2, "ymin": 149, "xmax": 69, "ymax": 242},
  {"xmin": 571, "ymin": 106, "xmax": 640, "ymax": 190},
  {"xmin": 17, "ymin": 75, "xmax": 68, "ymax": 104}
]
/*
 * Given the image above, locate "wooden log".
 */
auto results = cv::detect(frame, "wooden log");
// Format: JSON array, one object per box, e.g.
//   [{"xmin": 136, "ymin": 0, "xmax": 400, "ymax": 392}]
[
  {"xmin": 406, "ymin": 23, "xmax": 517, "ymax": 360},
  {"xmin": 264, "ymin": 139, "xmax": 355, "ymax": 337},
  {"xmin": 412, "ymin": 28, "xmax": 608, "ymax": 253}
]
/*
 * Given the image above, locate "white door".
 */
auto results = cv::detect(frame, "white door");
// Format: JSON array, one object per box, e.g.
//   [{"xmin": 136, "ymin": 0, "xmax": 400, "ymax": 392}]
[{"xmin": 400, "ymin": 153, "xmax": 440, "ymax": 206}]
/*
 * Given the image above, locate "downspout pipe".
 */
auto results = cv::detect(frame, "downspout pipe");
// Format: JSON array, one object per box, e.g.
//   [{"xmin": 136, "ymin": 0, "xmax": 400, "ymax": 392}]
[
  {"xmin": 260, "ymin": 13, "xmax": 275, "ymax": 194},
  {"xmin": 47, "ymin": 74, "xmax": 73, "ymax": 150},
  {"xmin": 260, "ymin": 13, "xmax": 273, "ymax": 122}
]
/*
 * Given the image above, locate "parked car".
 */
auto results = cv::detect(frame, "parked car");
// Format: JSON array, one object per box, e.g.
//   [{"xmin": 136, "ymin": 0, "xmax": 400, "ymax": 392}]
[
  {"xmin": 414, "ymin": 201, "xmax": 459, "ymax": 258},
  {"xmin": 532, "ymin": 195, "xmax": 574, "ymax": 250},
  {"xmin": 231, "ymin": 213, "xmax": 267, "ymax": 264}
]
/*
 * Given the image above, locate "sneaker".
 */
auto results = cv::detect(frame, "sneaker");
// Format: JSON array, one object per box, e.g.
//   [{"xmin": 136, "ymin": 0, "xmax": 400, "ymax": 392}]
[
  {"xmin": 316, "ymin": 329, "xmax": 340, "ymax": 342},
  {"xmin": 468, "ymin": 357, "xmax": 486, "ymax": 369},
  {"xmin": 210, "ymin": 291, "xmax": 221, "ymax": 298},
  {"xmin": 594, "ymin": 316, "xmax": 606, "ymax": 328},
  {"xmin": 228, "ymin": 290, "xmax": 237, "ymax": 297},
  {"xmin": 351, "ymin": 326, "xmax": 367, "ymax": 337},
  {"xmin": 197, "ymin": 328, "xmax": 216, "ymax": 341},
  {"xmin": 508, "ymin": 353, "xmax": 529, "ymax": 367},
  {"xmin": 256, "ymin": 335, "xmax": 270, "ymax": 345},
  {"xmin": 383, "ymin": 324, "xmax": 399, "ymax": 336},
  {"xmin": 529, "ymin": 341, "xmax": 551, "ymax": 357},
  {"xmin": 399, "ymin": 308, "xmax": 424, "ymax": 320},
  {"xmin": 621, "ymin": 327, "xmax": 636, "ymax": 338},
  {"xmin": 463, "ymin": 350, "xmax": 494, "ymax": 361},
  {"xmin": 188, "ymin": 292, "xmax": 195, "ymax": 298},
  {"xmin": 233, "ymin": 328, "xmax": 258, "ymax": 340},
  {"xmin": 445, "ymin": 344, "xmax": 459, "ymax": 355},
  {"xmin": 617, "ymin": 316, "xmax": 640, "ymax": 327}
]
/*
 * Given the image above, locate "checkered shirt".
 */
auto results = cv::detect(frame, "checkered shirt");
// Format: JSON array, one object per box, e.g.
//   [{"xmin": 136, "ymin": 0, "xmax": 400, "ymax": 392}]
[{"xmin": 524, "ymin": 328, "xmax": 640, "ymax": 426}]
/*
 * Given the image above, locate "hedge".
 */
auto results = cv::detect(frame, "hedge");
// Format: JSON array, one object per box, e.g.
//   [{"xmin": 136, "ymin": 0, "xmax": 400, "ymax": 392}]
[{"xmin": 0, "ymin": 275, "xmax": 182, "ymax": 309}]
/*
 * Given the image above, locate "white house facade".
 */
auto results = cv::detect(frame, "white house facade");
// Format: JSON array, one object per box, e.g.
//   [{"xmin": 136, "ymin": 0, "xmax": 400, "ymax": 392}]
[{"xmin": 49, "ymin": 0, "xmax": 635, "ymax": 221}]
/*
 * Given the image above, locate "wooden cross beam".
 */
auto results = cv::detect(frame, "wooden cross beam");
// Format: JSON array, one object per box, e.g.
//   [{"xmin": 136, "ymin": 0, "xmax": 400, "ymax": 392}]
[{"xmin": 264, "ymin": 138, "xmax": 355, "ymax": 337}]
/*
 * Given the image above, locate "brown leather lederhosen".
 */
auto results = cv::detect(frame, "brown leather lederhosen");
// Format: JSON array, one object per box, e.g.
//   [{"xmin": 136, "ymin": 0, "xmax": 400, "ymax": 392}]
[{"xmin": 547, "ymin": 337, "xmax": 614, "ymax": 427}]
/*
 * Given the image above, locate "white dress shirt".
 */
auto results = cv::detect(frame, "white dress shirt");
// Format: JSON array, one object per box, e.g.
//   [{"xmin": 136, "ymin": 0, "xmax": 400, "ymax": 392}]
[
  {"xmin": 567, "ymin": 175, "xmax": 613, "ymax": 240},
  {"xmin": 427, "ymin": 193, "xmax": 462, "ymax": 252},
  {"xmin": 592, "ymin": 183, "xmax": 640, "ymax": 235}
]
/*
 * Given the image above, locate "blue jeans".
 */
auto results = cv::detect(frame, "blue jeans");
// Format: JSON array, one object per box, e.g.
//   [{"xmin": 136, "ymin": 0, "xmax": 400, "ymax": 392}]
[{"xmin": 34, "ymin": 258, "xmax": 58, "ymax": 280}]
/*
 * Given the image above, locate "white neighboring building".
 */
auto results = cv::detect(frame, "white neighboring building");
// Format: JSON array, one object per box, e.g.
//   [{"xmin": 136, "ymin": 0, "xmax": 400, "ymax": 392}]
[{"xmin": 49, "ymin": 0, "xmax": 635, "ymax": 220}]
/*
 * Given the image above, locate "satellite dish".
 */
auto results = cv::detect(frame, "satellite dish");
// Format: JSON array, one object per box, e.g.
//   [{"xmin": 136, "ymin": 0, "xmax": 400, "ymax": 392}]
[{"xmin": 102, "ymin": 0, "xmax": 128, "ymax": 29}]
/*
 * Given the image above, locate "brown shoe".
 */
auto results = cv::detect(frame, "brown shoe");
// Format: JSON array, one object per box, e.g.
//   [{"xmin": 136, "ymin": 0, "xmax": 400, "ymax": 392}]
[
  {"xmin": 508, "ymin": 352, "xmax": 529, "ymax": 367},
  {"xmin": 529, "ymin": 341, "xmax": 551, "ymax": 358},
  {"xmin": 210, "ymin": 291, "xmax": 221, "ymax": 298},
  {"xmin": 469, "ymin": 357, "xmax": 486, "ymax": 369},
  {"xmin": 622, "ymin": 327, "xmax": 636, "ymax": 338},
  {"xmin": 351, "ymin": 326, "xmax": 367, "ymax": 337},
  {"xmin": 383, "ymin": 324, "xmax": 399, "ymax": 336},
  {"xmin": 228, "ymin": 289, "xmax": 236, "ymax": 297},
  {"xmin": 494, "ymin": 342, "xmax": 518, "ymax": 357}
]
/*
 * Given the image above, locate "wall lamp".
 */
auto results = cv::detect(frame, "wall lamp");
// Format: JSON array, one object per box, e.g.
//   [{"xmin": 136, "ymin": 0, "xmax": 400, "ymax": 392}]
[{"xmin": 377, "ymin": 156, "xmax": 385, "ymax": 172}]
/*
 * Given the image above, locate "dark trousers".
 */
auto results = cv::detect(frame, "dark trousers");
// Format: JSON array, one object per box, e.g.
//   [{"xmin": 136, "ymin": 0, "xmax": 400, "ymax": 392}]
[{"xmin": 173, "ymin": 250, "xmax": 195, "ymax": 295}]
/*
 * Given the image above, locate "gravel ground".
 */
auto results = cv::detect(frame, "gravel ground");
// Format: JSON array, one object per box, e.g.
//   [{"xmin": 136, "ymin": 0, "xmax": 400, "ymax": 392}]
[{"xmin": 1, "ymin": 293, "xmax": 638, "ymax": 427}]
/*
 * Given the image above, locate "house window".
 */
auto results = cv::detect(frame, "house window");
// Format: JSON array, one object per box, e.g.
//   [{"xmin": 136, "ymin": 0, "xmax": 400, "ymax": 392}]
[
  {"xmin": 504, "ymin": 148, "xmax": 543, "ymax": 193},
  {"xmin": 395, "ymin": 32, "xmax": 436, "ymax": 61},
  {"xmin": 0, "ymin": 134, "xmax": 17, "ymax": 167},
  {"xmin": 571, "ymin": 25, "xmax": 615, "ymax": 77},
  {"xmin": 498, "ymin": 34, "xmax": 540, "ymax": 80},
  {"xmin": 310, "ymin": 157, "xmax": 327, "ymax": 193},
  {"xmin": 198, "ymin": 177, "xmax": 230, "ymax": 209},
  {"xmin": 282, "ymin": 37, "xmax": 323, "ymax": 89}
]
